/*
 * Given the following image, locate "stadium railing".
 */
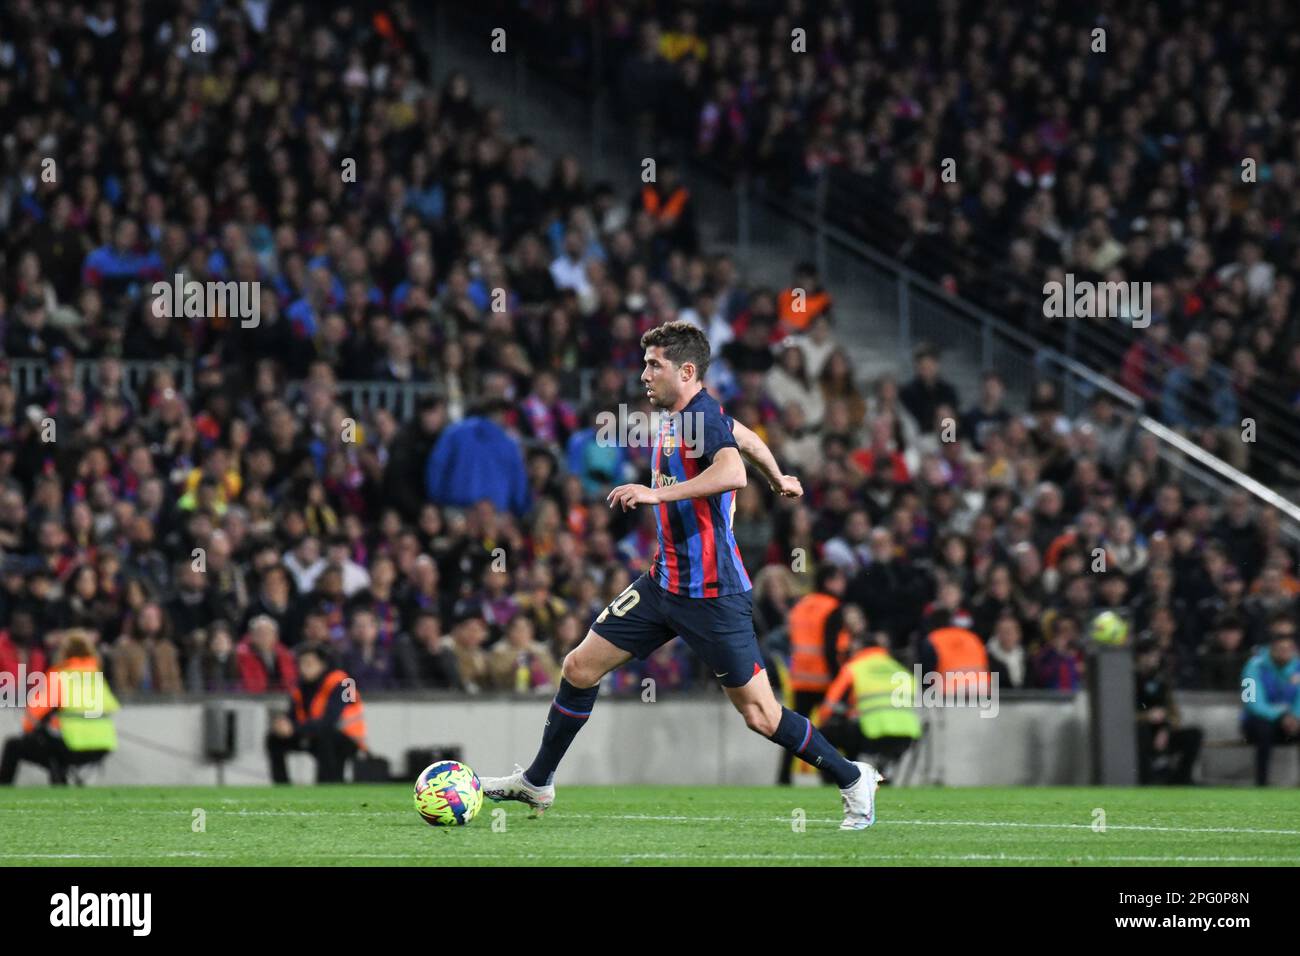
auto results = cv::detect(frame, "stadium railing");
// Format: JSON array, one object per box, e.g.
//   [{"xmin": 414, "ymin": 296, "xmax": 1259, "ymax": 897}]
[
  {"xmin": 5, "ymin": 360, "xmax": 482, "ymax": 425},
  {"xmin": 1040, "ymin": 348, "xmax": 1300, "ymax": 539},
  {"xmin": 334, "ymin": 381, "xmax": 442, "ymax": 421},
  {"xmin": 8, "ymin": 358, "xmax": 193, "ymax": 397},
  {"xmin": 804, "ymin": 204, "xmax": 1300, "ymax": 544}
]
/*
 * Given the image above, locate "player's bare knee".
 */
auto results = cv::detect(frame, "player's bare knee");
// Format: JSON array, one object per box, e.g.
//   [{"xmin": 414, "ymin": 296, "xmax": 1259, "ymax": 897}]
[
  {"xmin": 562, "ymin": 651, "xmax": 599, "ymax": 689},
  {"xmin": 742, "ymin": 704, "xmax": 778, "ymax": 736}
]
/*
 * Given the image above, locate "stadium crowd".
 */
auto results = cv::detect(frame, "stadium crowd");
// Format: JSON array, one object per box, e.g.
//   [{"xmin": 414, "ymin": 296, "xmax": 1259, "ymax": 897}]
[
  {"xmin": 0, "ymin": 0, "xmax": 1296, "ymax": 745},
  {"xmin": 495, "ymin": 0, "xmax": 1300, "ymax": 484}
]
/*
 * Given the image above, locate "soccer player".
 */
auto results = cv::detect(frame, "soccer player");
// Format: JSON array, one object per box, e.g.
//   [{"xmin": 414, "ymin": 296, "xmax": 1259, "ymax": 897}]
[{"xmin": 481, "ymin": 322, "xmax": 882, "ymax": 830}]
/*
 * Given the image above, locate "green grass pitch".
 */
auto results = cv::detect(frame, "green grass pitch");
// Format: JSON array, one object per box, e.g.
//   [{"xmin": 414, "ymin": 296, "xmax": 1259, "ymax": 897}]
[{"xmin": 2, "ymin": 785, "xmax": 1298, "ymax": 866}]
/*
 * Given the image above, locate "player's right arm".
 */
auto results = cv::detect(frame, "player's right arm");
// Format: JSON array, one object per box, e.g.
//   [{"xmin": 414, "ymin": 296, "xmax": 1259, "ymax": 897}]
[{"xmin": 731, "ymin": 419, "xmax": 803, "ymax": 498}]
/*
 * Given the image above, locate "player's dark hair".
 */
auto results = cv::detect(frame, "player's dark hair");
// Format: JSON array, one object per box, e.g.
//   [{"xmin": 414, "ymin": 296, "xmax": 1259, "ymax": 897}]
[{"xmin": 641, "ymin": 321, "xmax": 711, "ymax": 382}]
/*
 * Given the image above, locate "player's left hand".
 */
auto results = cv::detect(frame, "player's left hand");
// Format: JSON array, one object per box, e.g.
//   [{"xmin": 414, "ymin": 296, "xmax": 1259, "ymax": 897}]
[
  {"xmin": 607, "ymin": 483, "xmax": 659, "ymax": 510},
  {"xmin": 772, "ymin": 474, "xmax": 803, "ymax": 498}
]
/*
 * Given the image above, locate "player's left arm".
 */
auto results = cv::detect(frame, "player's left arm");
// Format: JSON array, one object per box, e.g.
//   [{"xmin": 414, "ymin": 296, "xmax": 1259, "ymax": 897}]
[{"xmin": 730, "ymin": 419, "xmax": 802, "ymax": 498}]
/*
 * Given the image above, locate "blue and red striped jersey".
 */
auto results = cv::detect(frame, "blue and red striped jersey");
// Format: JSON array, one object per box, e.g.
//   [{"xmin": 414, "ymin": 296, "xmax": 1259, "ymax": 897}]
[{"xmin": 648, "ymin": 388, "xmax": 753, "ymax": 598}]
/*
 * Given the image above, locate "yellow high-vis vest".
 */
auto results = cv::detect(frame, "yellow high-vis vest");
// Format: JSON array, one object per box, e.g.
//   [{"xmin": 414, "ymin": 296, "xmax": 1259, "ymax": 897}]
[{"xmin": 822, "ymin": 647, "xmax": 922, "ymax": 740}]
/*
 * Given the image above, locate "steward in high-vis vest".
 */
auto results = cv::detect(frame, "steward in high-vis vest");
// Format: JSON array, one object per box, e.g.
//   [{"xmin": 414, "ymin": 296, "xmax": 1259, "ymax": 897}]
[
  {"xmin": 816, "ymin": 631, "xmax": 921, "ymax": 775},
  {"xmin": 919, "ymin": 609, "xmax": 990, "ymax": 694},
  {"xmin": 267, "ymin": 642, "xmax": 368, "ymax": 784},
  {"xmin": 1, "ymin": 631, "xmax": 120, "ymax": 785},
  {"xmin": 777, "ymin": 261, "xmax": 833, "ymax": 333},
  {"xmin": 787, "ymin": 565, "xmax": 852, "ymax": 700},
  {"xmin": 638, "ymin": 159, "xmax": 697, "ymax": 254}
]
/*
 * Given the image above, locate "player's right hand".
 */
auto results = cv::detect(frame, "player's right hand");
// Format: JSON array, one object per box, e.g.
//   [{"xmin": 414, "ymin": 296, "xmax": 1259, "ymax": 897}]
[{"xmin": 607, "ymin": 483, "xmax": 659, "ymax": 510}]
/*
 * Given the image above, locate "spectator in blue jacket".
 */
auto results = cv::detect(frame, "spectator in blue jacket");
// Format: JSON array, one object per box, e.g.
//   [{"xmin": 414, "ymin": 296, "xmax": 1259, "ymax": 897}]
[
  {"xmin": 80, "ymin": 219, "xmax": 164, "ymax": 309},
  {"xmin": 565, "ymin": 410, "xmax": 631, "ymax": 496},
  {"xmin": 1241, "ymin": 614, "xmax": 1300, "ymax": 786},
  {"xmin": 1161, "ymin": 333, "xmax": 1239, "ymax": 429},
  {"xmin": 425, "ymin": 399, "xmax": 530, "ymax": 517}
]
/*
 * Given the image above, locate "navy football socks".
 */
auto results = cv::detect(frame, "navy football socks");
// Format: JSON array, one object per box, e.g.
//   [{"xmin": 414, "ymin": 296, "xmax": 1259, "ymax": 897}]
[
  {"xmin": 768, "ymin": 707, "xmax": 862, "ymax": 789},
  {"xmin": 524, "ymin": 678, "xmax": 600, "ymax": 788}
]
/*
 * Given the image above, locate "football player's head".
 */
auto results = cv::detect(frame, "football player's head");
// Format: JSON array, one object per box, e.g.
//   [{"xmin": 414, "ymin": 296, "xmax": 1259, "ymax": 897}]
[{"xmin": 640, "ymin": 320, "xmax": 710, "ymax": 409}]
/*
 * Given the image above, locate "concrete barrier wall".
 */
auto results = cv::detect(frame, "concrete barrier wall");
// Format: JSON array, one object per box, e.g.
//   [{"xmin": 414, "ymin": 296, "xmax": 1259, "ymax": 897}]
[{"xmin": 0, "ymin": 692, "xmax": 1267, "ymax": 787}]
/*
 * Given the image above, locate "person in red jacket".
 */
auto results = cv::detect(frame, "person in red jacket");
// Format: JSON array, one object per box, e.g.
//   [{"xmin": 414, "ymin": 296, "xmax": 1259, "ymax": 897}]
[
  {"xmin": 236, "ymin": 615, "xmax": 298, "ymax": 694},
  {"xmin": 0, "ymin": 611, "xmax": 48, "ymax": 677},
  {"xmin": 0, "ymin": 628, "xmax": 22, "ymax": 680}
]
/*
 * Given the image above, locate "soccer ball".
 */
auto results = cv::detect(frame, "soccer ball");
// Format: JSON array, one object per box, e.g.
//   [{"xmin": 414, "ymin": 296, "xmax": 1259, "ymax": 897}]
[
  {"xmin": 414, "ymin": 760, "xmax": 483, "ymax": 826},
  {"xmin": 1091, "ymin": 610, "xmax": 1129, "ymax": 645}
]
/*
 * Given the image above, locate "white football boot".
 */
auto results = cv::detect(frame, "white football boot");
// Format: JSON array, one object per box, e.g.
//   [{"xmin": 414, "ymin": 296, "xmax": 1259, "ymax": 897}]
[
  {"xmin": 480, "ymin": 764, "xmax": 556, "ymax": 818},
  {"xmin": 839, "ymin": 762, "xmax": 884, "ymax": 831}
]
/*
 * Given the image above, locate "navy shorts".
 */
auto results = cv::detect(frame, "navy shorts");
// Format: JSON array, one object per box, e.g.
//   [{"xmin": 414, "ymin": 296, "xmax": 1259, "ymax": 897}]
[{"xmin": 590, "ymin": 573, "xmax": 764, "ymax": 688}]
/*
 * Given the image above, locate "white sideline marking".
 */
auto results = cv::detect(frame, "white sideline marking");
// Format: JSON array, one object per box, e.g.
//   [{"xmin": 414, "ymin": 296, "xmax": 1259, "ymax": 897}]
[
  {"xmin": 2, "ymin": 806, "xmax": 1299, "ymax": 837},
  {"xmin": 597, "ymin": 813, "xmax": 1300, "ymax": 837},
  {"xmin": 881, "ymin": 818, "xmax": 1300, "ymax": 837}
]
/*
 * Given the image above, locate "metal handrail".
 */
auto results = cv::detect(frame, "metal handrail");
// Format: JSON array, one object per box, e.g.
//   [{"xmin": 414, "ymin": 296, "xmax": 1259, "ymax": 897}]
[
  {"xmin": 1036, "ymin": 348, "xmax": 1300, "ymax": 537},
  {"xmin": 819, "ymin": 166, "xmax": 1300, "ymax": 428},
  {"xmin": 749, "ymin": 190, "xmax": 1300, "ymax": 529}
]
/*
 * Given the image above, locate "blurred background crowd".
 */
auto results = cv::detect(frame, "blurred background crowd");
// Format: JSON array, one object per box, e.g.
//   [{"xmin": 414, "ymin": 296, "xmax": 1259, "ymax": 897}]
[
  {"xmin": 0, "ymin": 0, "xmax": 1296, "ymax": 723},
  {"xmin": 502, "ymin": 0, "xmax": 1300, "ymax": 486}
]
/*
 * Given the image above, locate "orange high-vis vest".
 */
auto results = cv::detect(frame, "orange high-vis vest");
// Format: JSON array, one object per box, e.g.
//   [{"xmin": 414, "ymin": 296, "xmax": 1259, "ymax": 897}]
[
  {"xmin": 927, "ymin": 626, "xmax": 989, "ymax": 693},
  {"xmin": 788, "ymin": 592, "xmax": 850, "ymax": 693},
  {"xmin": 22, "ymin": 655, "xmax": 101, "ymax": 733},
  {"xmin": 641, "ymin": 184, "xmax": 690, "ymax": 224},
  {"xmin": 777, "ymin": 287, "xmax": 832, "ymax": 330},
  {"xmin": 292, "ymin": 669, "xmax": 368, "ymax": 750}
]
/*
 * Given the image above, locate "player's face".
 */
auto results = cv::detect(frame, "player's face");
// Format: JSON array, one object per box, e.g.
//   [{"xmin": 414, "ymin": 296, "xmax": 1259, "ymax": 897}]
[{"xmin": 641, "ymin": 346, "xmax": 691, "ymax": 408}]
